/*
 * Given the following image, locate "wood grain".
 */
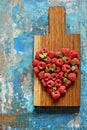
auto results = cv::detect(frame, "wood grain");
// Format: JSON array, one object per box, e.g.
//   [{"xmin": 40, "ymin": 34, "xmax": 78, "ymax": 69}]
[{"xmin": 34, "ymin": 7, "xmax": 80, "ymax": 106}]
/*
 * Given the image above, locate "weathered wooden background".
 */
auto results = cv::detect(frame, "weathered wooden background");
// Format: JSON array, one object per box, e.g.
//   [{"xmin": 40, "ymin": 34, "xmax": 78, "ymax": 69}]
[{"xmin": 0, "ymin": 0, "xmax": 87, "ymax": 129}]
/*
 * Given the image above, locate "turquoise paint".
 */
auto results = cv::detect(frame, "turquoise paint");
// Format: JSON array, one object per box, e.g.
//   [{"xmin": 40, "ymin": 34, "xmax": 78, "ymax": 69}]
[
  {"xmin": 14, "ymin": 33, "xmax": 33, "ymax": 52},
  {"xmin": 12, "ymin": 5, "xmax": 19, "ymax": 24},
  {"xmin": 0, "ymin": 0, "xmax": 87, "ymax": 129}
]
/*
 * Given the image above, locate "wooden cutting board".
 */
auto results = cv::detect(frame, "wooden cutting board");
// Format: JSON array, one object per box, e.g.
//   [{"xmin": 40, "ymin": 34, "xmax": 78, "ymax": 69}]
[{"xmin": 34, "ymin": 7, "xmax": 80, "ymax": 106}]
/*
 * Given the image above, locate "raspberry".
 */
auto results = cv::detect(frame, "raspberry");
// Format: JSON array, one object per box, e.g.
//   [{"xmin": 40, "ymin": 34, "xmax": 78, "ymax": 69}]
[
  {"xmin": 38, "ymin": 73, "xmax": 44, "ymax": 79},
  {"xmin": 55, "ymin": 52, "xmax": 60, "ymax": 58},
  {"xmin": 47, "ymin": 88, "xmax": 53, "ymax": 93},
  {"xmin": 55, "ymin": 67, "xmax": 61, "ymax": 73},
  {"xmin": 69, "ymin": 50, "xmax": 78, "ymax": 59},
  {"xmin": 35, "ymin": 51, "xmax": 42, "ymax": 60},
  {"xmin": 51, "ymin": 91, "xmax": 61, "ymax": 99},
  {"xmin": 44, "ymin": 73, "xmax": 51, "ymax": 81},
  {"xmin": 37, "ymin": 61, "xmax": 46, "ymax": 70},
  {"xmin": 46, "ymin": 63, "xmax": 52, "ymax": 70},
  {"xmin": 68, "ymin": 73, "xmax": 76, "ymax": 82},
  {"xmin": 61, "ymin": 48, "xmax": 70, "ymax": 57},
  {"xmin": 47, "ymin": 80, "xmax": 55, "ymax": 88},
  {"xmin": 48, "ymin": 51, "xmax": 56, "ymax": 58},
  {"xmin": 32, "ymin": 59, "xmax": 39, "ymax": 67},
  {"xmin": 71, "ymin": 58, "xmax": 80, "ymax": 65},
  {"xmin": 74, "ymin": 65, "xmax": 79, "ymax": 73},
  {"xmin": 55, "ymin": 79, "xmax": 62, "ymax": 87},
  {"xmin": 62, "ymin": 64, "xmax": 71, "ymax": 73},
  {"xmin": 58, "ymin": 85, "xmax": 66, "ymax": 93},
  {"xmin": 51, "ymin": 58, "xmax": 57, "ymax": 64},
  {"xmin": 40, "ymin": 48, "xmax": 48, "ymax": 53},
  {"xmin": 65, "ymin": 57, "xmax": 71, "ymax": 64},
  {"xmin": 34, "ymin": 67, "xmax": 40, "ymax": 75},
  {"xmin": 56, "ymin": 58, "xmax": 64, "ymax": 66},
  {"xmin": 51, "ymin": 73, "xmax": 58, "ymax": 81},
  {"xmin": 58, "ymin": 71, "xmax": 64, "ymax": 80},
  {"xmin": 45, "ymin": 56, "xmax": 51, "ymax": 64},
  {"xmin": 41, "ymin": 79, "xmax": 47, "ymax": 87},
  {"xmin": 64, "ymin": 80, "xmax": 71, "ymax": 87}
]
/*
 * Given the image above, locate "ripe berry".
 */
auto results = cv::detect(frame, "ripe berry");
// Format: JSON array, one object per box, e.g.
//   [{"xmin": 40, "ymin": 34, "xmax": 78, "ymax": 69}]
[
  {"xmin": 58, "ymin": 85, "xmax": 66, "ymax": 93},
  {"xmin": 34, "ymin": 67, "xmax": 40, "ymax": 75},
  {"xmin": 56, "ymin": 58, "xmax": 64, "ymax": 66},
  {"xmin": 48, "ymin": 51, "xmax": 56, "ymax": 58},
  {"xmin": 69, "ymin": 50, "xmax": 78, "ymax": 59},
  {"xmin": 68, "ymin": 73, "xmax": 76, "ymax": 82},
  {"xmin": 55, "ymin": 67, "xmax": 61, "ymax": 73},
  {"xmin": 32, "ymin": 59, "xmax": 39, "ymax": 67},
  {"xmin": 46, "ymin": 63, "xmax": 52, "ymax": 70},
  {"xmin": 64, "ymin": 80, "xmax": 71, "ymax": 87},
  {"xmin": 51, "ymin": 73, "xmax": 58, "ymax": 81},
  {"xmin": 71, "ymin": 58, "xmax": 80, "ymax": 65},
  {"xmin": 74, "ymin": 65, "xmax": 79, "ymax": 73},
  {"xmin": 37, "ymin": 62, "xmax": 46, "ymax": 70},
  {"xmin": 55, "ymin": 79, "xmax": 62, "ymax": 87},
  {"xmin": 44, "ymin": 73, "xmax": 51, "ymax": 81},
  {"xmin": 47, "ymin": 80, "xmax": 55, "ymax": 88},
  {"xmin": 47, "ymin": 88, "xmax": 53, "ymax": 93},
  {"xmin": 65, "ymin": 57, "xmax": 71, "ymax": 64},
  {"xmin": 35, "ymin": 51, "xmax": 42, "ymax": 60},
  {"xmin": 41, "ymin": 79, "xmax": 47, "ymax": 87},
  {"xmin": 40, "ymin": 48, "xmax": 48, "ymax": 53},
  {"xmin": 62, "ymin": 64, "xmax": 71, "ymax": 73},
  {"xmin": 51, "ymin": 58, "xmax": 57, "ymax": 64},
  {"xmin": 38, "ymin": 73, "xmax": 44, "ymax": 79},
  {"xmin": 58, "ymin": 71, "xmax": 64, "ymax": 80},
  {"xmin": 45, "ymin": 56, "xmax": 51, "ymax": 64},
  {"xmin": 51, "ymin": 91, "xmax": 61, "ymax": 99},
  {"xmin": 61, "ymin": 48, "xmax": 70, "ymax": 57}
]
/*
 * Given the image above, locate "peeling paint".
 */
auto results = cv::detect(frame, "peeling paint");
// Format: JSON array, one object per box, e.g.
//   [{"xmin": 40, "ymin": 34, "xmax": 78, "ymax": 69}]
[{"xmin": 0, "ymin": 0, "xmax": 87, "ymax": 129}]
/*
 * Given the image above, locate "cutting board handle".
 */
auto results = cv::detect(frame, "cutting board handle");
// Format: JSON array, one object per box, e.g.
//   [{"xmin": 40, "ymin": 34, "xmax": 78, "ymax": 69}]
[{"xmin": 49, "ymin": 7, "xmax": 66, "ymax": 35}]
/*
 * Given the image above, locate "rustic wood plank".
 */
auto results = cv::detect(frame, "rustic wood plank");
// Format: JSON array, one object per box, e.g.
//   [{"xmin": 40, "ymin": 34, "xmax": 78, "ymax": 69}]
[{"xmin": 34, "ymin": 7, "xmax": 80, "ymax": 106}]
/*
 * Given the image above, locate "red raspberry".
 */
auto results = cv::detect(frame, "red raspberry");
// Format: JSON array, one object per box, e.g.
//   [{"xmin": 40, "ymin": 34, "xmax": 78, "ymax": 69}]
[
  {"xmin": 51, "ymin": 91, "xmax": 61, "ymax": 99},
  {"xmin": 62, "ymin": 64, "xmax": 71, "ymax": 73},
  {"xmin": 68, "ymin": 73, "xmax": 76, "ymax": 82},
  {"xmin": 55, "ymin": 52, "xmax": 60, "ymax": 58},
  {"xmin": 48, "ymin": 51, "xmax": 56, "ymax": 58},
  {"xmin": 45, "ymin": 56, "xmax": 51, "ymax": 64},
  {"xmin": 37, "ymin": 62, "xmax": 46, "ymax": 70},
  {"xmin": 38, "ymin": 73, "xmax": 44, "ymax": 79},
  {"xmin": 69, "ymin": 50, "xmax": 78, "ymax": 59},
  {"xmin": 55, "ymin": 79, "xmax": 62, "ymax": 87},
  {"xmin": 41, "ymin": 79, "xmax": 47, "ymax": 87},
  {"xmin": 47, "ymin": 88, "xmax": 53, "ymax": 93},
  {"xmin": 74, "ymin": 65, "xmax": 79, "ymax": 73},
  {"xmin": 58, "ymin": 71, "xmax": 64, "ymax": 80},
  {"xmin": 44, "ymin": 73, "xmax": 51, "ymax": 81},
  {"xmin": 56, "ymin": 58, "xmax": 64, "ymax": 66},
  {"xmin": 35, "ymin": 51, "xmax": 42, "ymax": 60},
  {"xmin": 61, "ymin": 48, "xmax": 70, "ymax": 57},
  {"xmin": 34, "ymin": 67, "xmax": 40, "ymax": 75},
  {"xmin": 55, "ymin": 67, "xmax": 61, "ymax": 73},
  {"xmin": 32, "ymin": 59, "xmax": 39, "ymax": 67},
  {"xmin": 51, "ymin": 73, "xmax": 58, "ymax": 81},
  {"xmin": 64, "ymin": 80, "xmax": 71, "ymax": 87},
  {"xmin": 40, "ymin": 48, "xmax": 48, "ymax": 53},
  {"xmin": 65, "ymin": 57, "xmax": 71, "ymax": 64},
  {"xmin": 47, "ymin": 80, "xmax": 55, "ymax": 88},
  {"xmin": 46, "ymin": 63, "xmax": 52, "ymax": 70},
  {"xmin": 58, "ymin": 85, "xmax": 66, "ymax": 93},
  {"xmin": 51, "ymin": 58, "xmax": 57, "ymax": 64},
  {"xmin": 71, "ymin": 58, "xmax": 80, "ymax": 65}
]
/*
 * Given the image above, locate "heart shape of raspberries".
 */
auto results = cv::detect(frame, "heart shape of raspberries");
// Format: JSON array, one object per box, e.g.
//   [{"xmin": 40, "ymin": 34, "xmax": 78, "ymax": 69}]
[{"xmin": 32, "ymin": 48, "xmax": 80, "ymax": 100}]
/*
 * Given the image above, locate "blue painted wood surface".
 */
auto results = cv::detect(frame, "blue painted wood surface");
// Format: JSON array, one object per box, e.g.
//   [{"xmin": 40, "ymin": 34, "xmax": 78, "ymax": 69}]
[{"xmin": 0, "ymin": 0, "xmax": 87, "ymax": 129}]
